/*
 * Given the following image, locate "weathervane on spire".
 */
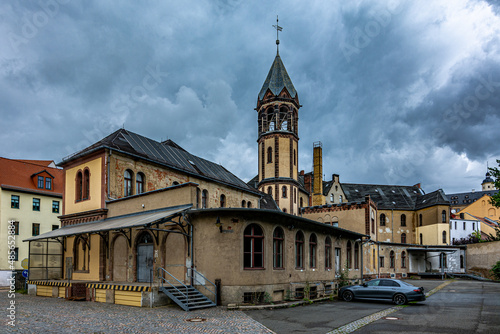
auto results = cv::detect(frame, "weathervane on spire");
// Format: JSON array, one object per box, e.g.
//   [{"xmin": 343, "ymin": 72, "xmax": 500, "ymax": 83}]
[{"xmin": 272, "ymin": 15, "xmax": 283, "ymax": 54}]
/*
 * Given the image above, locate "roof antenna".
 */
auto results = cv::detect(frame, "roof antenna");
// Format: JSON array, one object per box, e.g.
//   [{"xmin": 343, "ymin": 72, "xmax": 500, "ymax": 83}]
[{"xmin": 272, "ymin": 15, "xmax": 282, "ymax": 55}]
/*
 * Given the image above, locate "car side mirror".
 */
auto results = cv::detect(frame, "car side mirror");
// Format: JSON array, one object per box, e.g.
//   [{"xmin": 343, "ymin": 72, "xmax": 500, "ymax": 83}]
[{"xmin": 362, "ymin": 283, "xmax": 367, "ymax": 287}]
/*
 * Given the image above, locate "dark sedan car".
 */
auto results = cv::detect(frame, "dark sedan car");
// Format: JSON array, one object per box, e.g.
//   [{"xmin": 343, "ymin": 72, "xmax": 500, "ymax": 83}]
[{"xmin": 339, "ymin": 278, "xmax": 426, "ymax": 305}]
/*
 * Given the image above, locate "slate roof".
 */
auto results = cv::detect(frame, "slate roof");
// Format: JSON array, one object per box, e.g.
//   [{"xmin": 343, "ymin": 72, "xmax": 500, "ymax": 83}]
[
  {"xmin": 258, "ymin": 54, "xmax": 297, "ymax": 101},
  {"xmin": 446, "ymin": 189, "xmax": 499, "ymax": 205},
  {"xmin": 341, "ymin": 183, "xmax": 448, "ymax": 210},
  {"xmin": 61, "ymin": 129, "xmax": 259, "ymax": 194}
]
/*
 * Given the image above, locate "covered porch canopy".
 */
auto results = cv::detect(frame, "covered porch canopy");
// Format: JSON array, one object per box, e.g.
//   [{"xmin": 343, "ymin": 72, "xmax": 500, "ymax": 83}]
[{"xmin": 23, "ymin": 204, "xmax": 193, "ymax": 280}]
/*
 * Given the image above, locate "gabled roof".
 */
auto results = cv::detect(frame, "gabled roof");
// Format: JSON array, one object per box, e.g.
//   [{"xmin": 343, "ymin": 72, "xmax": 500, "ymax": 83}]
[
  {"xmin": 0, "ymin": 157, "xmax": 63, "ymax": 194},
  {"xmin": 341, "ymin": 183, "xmax": 426, "ymax": 210},
  {"xmin": 415, "ymin": 189, "xmax": 450, "ymax": 210},
  {"xmin": 258, "ymin": 54, "xmax": 297, "ymax": 101},
  {"xmin": 61, "ymin": 129, "xmax": 258, "ymax": 194}
]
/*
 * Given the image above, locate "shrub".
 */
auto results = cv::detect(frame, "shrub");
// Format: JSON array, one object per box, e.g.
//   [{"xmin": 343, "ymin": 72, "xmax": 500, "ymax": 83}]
[{"xmin": 491, "ymin": 261, "xmax": 500, "ymax": 281}]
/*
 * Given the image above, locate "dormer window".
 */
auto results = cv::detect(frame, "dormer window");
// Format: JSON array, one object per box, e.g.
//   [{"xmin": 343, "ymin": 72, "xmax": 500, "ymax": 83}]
[
  {"xmin": 38, "ymin": 176, "xmax": 44, "ymax": 189},
  {"xmin": 45, "ymin": 177, "xmax": 52, "ymax": 190}
]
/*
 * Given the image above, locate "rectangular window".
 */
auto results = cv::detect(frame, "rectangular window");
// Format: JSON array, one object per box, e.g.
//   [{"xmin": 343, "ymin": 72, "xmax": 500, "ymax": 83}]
[
  {"xmin": 473, "ymin": 223, "xmax": 475, "ymax": 230},
  {"xmin": 52, "ymin": 201, "xmax": 60, "ymax": 213},
  {"xmin": 33, "ymin": 198, "xmax": 40, "ymax": 211},
  {"xmin": 52, "ymin": 225, "xmax": 59, "ymax": 231},
  {"xmin": 13, "ymin": 221, "xmax": 19, "ymax": 235},
  {"xmin": 38, "ymin": 176, "xmax": 44, "ymax": 188},
  {"xmin": 379, "ymin": 256, "xmax": 385, "ymax": 268},
  {"xmin": 13, "ymin": 248, "xmax": 19, "ymax": 261},
  {"xmin": 463, "ymin": 222, "xmax": 466, "ymax": 230},
  {"xmin": 11, "ymin": 195, "xmax": 20, "ymax": 209},
  {"xmin": 45, "ymin": 177, "xmax": 52, "ymax": 190},
  {"xmin": 32, "ymin": 223, "xmax": 40, "ymax": 236}
]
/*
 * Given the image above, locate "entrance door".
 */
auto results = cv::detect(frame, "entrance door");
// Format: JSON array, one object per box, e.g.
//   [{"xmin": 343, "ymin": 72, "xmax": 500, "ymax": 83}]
[{"xmin": 137, "ymin": 233, "xmax": 154, "ymax": 282}]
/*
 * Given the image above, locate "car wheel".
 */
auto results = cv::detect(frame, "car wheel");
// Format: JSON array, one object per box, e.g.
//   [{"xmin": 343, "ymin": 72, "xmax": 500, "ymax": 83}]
[
  {"xmin": 342, "ymin": 290, "xmax": 354, "ymax": 302},
  {"xmin": 393, "ymin": 293, "xmax": 407, "ymax": 305}
]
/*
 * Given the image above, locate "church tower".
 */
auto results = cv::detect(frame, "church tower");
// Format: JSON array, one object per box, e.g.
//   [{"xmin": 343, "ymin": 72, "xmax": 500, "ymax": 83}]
[{"xmin": 257, "ymin": 18, "xmax": 302, "ymax": 215}]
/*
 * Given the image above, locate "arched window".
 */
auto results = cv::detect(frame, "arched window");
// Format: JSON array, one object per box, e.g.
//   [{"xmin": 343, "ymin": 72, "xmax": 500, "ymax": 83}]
[
  {"xmin": 283, "ymin": 208, "xmax": 287, "ymax": 213},
  {"xmin": 354, "ymin": 243, "xmax": 359, "ymax": 269},
  {"xmin": 401, "ymin": 214, "xmax": 406, "ymax": 226},
  {"xmin": 76, "ymin": 171, "xmax": 83, "ymax": 201},
  {"xmin": 309, "ymin": 234, "xmax": 317, "ymax": 268},
  {"xmin": 401, "ymin": 233, "xmax": 407, "ymax": 244},
  {"xmin": 346, "ymin": 241, "xmax": 352, "ymax": 269},
  {"xmin": 300, "ymin": 197, "xmax": 303, "ymax": 208},
  {"xmin": 220, "ymin": 194, "xmax": 226, "ymax": 207},
  {"xmin": 330, "ymin": 194, "xmax": 334, "ymax": 202},
  {"xmin": 390, "ymin": 250, "xmax": 395, "ymax": 268},
  {"xmin": 401, "ymin": 251, "xmax": 407, "ymax": 268},
  {"xmin": 273, "ymin": 227, "xmax": 284, "ymax": 269},
  {"xmin": 202, "ymin": 189, "xmax": 208, "ymax": 209},
  {"xmin": 294, "ymin": 149, "xmax": 296, "ymax": 166},
  {"xmin": 325, "ymin": 237, "xmax": 332, "ymax": 269},
  {"xmin": 196, "ymin": 188, "xmax": 201, "ymax": 208},
  {"xmin": 267, "ymin": 147, "xmax": 273, "ymax": 163},
  {"xmin": 419, "ymin": 214, "xmax": 423, "ymax": 226},
  {"xmin": 282, "ymin": 186, "xmax": 287, "ymax": 198},
  {"xmin": 294, "ymin": 189, "xmax": 297, "ymax": 203},
  {"xmin": 420, "ymin": 233, "xmax": 423, "ymax": 245},
  {"xmin": 380, "ymin": 213, "xmax": 386, "ymax": 226},
  {"xmin": 247, "ymin": 201, "xmax": 252, "ymax": 208},
  {"xmin": 83, "ymin": 169, "xmax": 90, "ymax": 200},
  {"xmin": 339, "ymin": 195, "xmax": 343, "ymax": 202},
  {"xmin": 172, "ymin": 181, "xmax": 179, "ymax": 186},
  {"xmin": 124, "ymin": 170, "xmax": 133, "ymax": 197},
  {"xmin": 243, "ymin": 224, "xmax": 264, "ymax": 269},
  {"xmin": 442, "ymin": 230, "xmax": 447, "ymax": 244},
  {"xmin": 267, "ymin": 186, "xmax": 272, "ymax": 195},
  {"xmin": 138, "ymin": 232, "xmax": 153, "ymax": 244},
  {"xmin": 295, "ymin": 231, "xmax": 304, "ymax": 269},
  {"xmin": 74, "ymin": 236, "xmax": 89, "ymax": 271},
  {"xmin": 136, "ymin": 172, "xmax": 145, "ymax": 194},
  {"xmin": 442, "ymin": 210, "xmax": 447, "ymax": 223},
  {"xmin": 242, "ymin": 200, "xmax": 246, "ymax": 208}
]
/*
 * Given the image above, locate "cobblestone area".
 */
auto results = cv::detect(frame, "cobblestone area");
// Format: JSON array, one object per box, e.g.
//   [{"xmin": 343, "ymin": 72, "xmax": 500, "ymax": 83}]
[{"xmin": 1, "ymin": 291, "xmax": 273, "ymax": 333}]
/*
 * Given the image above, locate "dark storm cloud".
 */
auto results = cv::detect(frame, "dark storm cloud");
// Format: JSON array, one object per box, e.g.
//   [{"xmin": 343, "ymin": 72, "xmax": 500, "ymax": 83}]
[{"xmin": 0, "ymin": 0, "xmax": 499, "ymax": 194}]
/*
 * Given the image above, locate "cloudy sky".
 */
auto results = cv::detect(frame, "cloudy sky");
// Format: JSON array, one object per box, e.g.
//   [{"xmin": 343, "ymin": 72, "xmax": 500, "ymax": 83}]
[{"xmin": 1, "ymin": 0, "xmax": 499, "ymax": 194}]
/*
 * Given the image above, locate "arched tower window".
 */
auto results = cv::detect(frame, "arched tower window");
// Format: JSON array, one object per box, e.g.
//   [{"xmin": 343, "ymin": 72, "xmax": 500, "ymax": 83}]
[
  {"xmin": 401, "ymin": 233, "xmax": 407, "ymax": 244},
  {"xmin": 401, "ymin": 214, "xmax": 406, "ymax": 226},
  {"xmin": 247, "ymin": 201, "xmax": 252, "ymax": 208},
  {"xmin": 282, "ymin": 186, "xmax": 287, "ymax": 198},
  {"xmin": 442, "ymin": 230, "xmax": 447, "ymax": 244},
  {"xmin": 390, "ymin": 250, "xmax": 395, "ymax": 268},
  {"xmin": 196, "ymin": 188, "xmax": 201, "ymax": 208},
  {"xmin": 419, "ymin": 214, "xmax": 423, "ymax": 226},
  {"xmin": 242, "ymin": 200, "xmax": 246, "ymax": 208},
  {"xmin": 442, "ymin": 210, "xmax": 447, "ymax": 223},
  {"xmin": 220, "ymin": 194, "xmax": 226, "ymax": 208},
  {"xmin": 267, "ymin": 186, "xmax": 273, "ymax": 195},
  {"xmin": 267, "ymin": 147, "xmax": 273, "ymax": 163},
  {"xmin": 354, "ymin": 243, "xmax": 359, "ymax": 269}
]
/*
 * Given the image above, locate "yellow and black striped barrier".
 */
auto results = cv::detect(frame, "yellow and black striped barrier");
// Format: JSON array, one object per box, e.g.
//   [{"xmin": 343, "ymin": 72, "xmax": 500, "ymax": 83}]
[{"xmin": 86, "ymin": 283, "xmax": 151, "ymax": 292}]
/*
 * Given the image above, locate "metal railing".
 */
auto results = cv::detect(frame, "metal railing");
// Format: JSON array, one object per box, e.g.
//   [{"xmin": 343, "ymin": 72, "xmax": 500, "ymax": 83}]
[
  {"xmin": 187, "ymin": 267, "xmax": 217, "ymax": 303},
  {"xmin": 158, "ymin": 265, "xmax": 217, "ymax": 304},
  {"xmin": 158, "ymin": 267, "xmax": 191, "ymax": 305}
]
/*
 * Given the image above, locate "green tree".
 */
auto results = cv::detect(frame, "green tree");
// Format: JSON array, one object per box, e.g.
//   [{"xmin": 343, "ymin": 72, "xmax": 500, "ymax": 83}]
[{"xmin": 489, "ymin": 159, "xmax": 500, "ymax": 208}]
